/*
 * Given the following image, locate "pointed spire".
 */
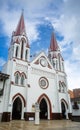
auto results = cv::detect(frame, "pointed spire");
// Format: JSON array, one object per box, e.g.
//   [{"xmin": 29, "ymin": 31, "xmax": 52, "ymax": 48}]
[
  {"xmin": 49, "ymin": 32, "xmax": 59, "ymax": 51},
  {"xmin": 15, "ymin": 11, "xmax": 26, "ymax": 36}
]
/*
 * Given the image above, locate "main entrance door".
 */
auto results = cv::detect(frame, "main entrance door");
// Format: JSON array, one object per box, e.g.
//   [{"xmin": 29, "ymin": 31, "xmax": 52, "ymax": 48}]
[
  {"xmin": 40, "ymin": 98, "xmax": 48, "ymax": 119},
  {"xmin": 12, "ymin": 97, "xmax": 22, "ymax": 120}
]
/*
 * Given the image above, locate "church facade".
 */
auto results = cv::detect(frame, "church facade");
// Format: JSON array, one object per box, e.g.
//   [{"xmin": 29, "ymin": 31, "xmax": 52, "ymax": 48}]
[{"xmin": 0, "ymin": 12, "xmax": 72, "ymax": 122}]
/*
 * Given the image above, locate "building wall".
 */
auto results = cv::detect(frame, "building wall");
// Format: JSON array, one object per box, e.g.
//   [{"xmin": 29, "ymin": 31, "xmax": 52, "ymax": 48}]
[
  {"xmin": 0, "ymin": 13, "xmax": 72, "ymax": 122},
  {"xmin": 27, "ymin": 64, "xmax": 58, "ymax": 113},
  {"xmin": 73, "ymin": 89, "xmax": 80, "ymax": 98},
  {"xmin": 71, "ymin": 99, "xmax": 80, "ymax": 121},
  {"xmin": 0, "ymin": 54, "xmax": 72, "ymax": 121}
]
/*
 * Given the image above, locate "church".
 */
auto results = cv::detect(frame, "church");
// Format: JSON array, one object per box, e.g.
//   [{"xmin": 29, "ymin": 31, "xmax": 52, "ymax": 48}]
[{"xmin": 0, "ymin": 12, "xmax": 72, "ymax": 122}]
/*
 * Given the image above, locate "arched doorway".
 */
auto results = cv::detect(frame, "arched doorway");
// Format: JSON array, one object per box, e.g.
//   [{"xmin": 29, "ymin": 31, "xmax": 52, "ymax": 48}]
[
  {"xmin": 40, "ymin": 98, "xmax": 48, "ymax": 119},
  {"xmin": 37, "ymin": 94, "xmax": 52, "ymax": 120},
  {"xmin": 61, "ymin": 102, "xmax": 66, "ymax": 119},
  {"xmin": 12, "ymin": 97, "xmax": 22, "ymax": 120}
]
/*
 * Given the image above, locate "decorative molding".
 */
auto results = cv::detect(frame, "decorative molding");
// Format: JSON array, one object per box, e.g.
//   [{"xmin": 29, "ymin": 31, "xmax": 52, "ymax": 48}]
[
  {"xmin": 16, "ymin": 63, "xmax": 28, "ymax": 71},
  {"xmin": 12, "ymin": 93, "xmax": 26, "ymax": 107},
  {"xmin": 34, "ymin": 59, "xmax": 39, "ymax": 64},
  {"xmin": 21, "ymin": 72, "xmax": 27, "ymax": 78},
  {"xmin": 37, "ymin": 93, "xmax": 52, "ymax": 119},
  {"xmin": 11, "ymin": 81, "xmax": 14, "ymax": 85},
  {"xmin": 14, "ymin": 71, "xmax": 27, "ymax": 78},
  {"xmin": 61, "ymin": 99, "xmax": 68, "ymax": 109},
  {"xmin": 31, "ymin": 68, "xmax": 55, "ymax": 79},
  {"xmin": 12, "ymin": 57, "xmax": 29, "ymax": 62},
  {"xmin": 14, "ymin": 71, "xmax": 21, "ymax": 76},
  {"xmin": 39, "ymin": 77, "xmax": 49, "ymax": 89},
  {"xmin": 48, "ymin": 63, "xmax": 52, "ymax": 69},
  {"xmin": 40, "ymin": 57, "xmax": 47, "ymax": 67}
]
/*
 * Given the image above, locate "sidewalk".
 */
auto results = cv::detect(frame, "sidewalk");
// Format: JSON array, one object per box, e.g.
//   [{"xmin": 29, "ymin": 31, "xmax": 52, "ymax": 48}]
[{"xmin": 0, "ymin": 120, "xmax": 80, "ymax": 130}]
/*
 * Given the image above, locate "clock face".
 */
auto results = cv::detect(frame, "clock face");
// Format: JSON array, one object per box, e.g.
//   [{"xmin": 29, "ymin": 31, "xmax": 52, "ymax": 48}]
[
  {"xmin": 39, "ymin": 77, "xmax": 49, "ymax": 89},
  {"xmin": 40, "ymin": 58, "xmax": 47, "ymax": 67}
]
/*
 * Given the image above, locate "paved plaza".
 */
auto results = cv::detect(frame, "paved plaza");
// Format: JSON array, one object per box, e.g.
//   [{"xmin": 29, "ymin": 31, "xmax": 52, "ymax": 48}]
[{"xmin": 0, "ymin": 120, "xmax": 80, "ymax": 130}]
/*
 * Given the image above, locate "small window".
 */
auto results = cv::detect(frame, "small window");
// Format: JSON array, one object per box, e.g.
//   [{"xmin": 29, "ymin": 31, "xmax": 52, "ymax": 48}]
[
  {"xmin": 15, "ymin": 73, "xmax": 19, "ymax": 84},
  {"xmin": 62, "ymin": 86, "xmax": 64, "ymax": 92},
  {"xmin": 48, "ymin": 54, "xmax": 51, "ymax": 61},
  {"xmin": 25, "ymin": 50, "xmax": 28, "ymax": 60},
  {"xmin": 21, "ymin": 40, "xmax": 24, "ymax": 59},
  {"xmin": 21, "ymin": 75, "xmax": 24, "ymax": 86},
  {"xmin": 62, "ymin": 62, "xmax": 64, "ymax": 71},
  {"xmin": 59, "ymin": 82, "xmax": 62, "ymax": 92},
  {"xmin": 53, "ymin": 61, "xmax": 55, "ymax": 68},
  {"xmin": 56, "ymin": 60, "xmax": 58, "ymax": 70},
  {"xmin": 15, "ymin": 46, "xmax": 19, "ymax": 58}
]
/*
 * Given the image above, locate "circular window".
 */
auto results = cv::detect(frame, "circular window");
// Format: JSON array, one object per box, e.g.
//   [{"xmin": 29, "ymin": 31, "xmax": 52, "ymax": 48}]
[
  {"xmin": 39, "ymin": 77, "xmax": 49, "ymax": 89},
  {"xmin": 40, "ymin": 58, "xmax": 47, "ymax": 67}
]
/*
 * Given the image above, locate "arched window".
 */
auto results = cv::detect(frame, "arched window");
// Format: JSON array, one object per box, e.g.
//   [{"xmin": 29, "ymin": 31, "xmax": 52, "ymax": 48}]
[
  {"xmin": 58, "ymin": 54, "xmax": 61, "ymax": 71},
  {"xmin": 62, "ymin": 62, "xmax": 64, "ymax": 71},
  {"xmin": 53, "ymin": 61, "xmax": 55, "ymax": 68},
  {"xmin": 15, "ymin": 46, "xmax": 19, "ymax": 58},
  {"xmin": 62, "ymin": 85, "xmax": 64, "ymax": 92},
  {"xmin": 15, "ymin": 73, "xmax": 19, "ymax": 84},
  {"xmin": 56, "ymin": 60, "xmax": 58, "ymax": 70},
  {"xmin": 59, "ymin": 81, "xmax": 66, "ymax": 93},
  {"xmin": 21, "ymin": 75, "xmax": 24, "ymax": 86},
  {"xmin": 62, "ymin": 82, "xmax": 66, "ymax": 92},
  {"xmin": 21, "ymin": 40, "xmax": 24, "ymax": 59},
  {"xmin": 25, "ymin": 50, "xmax": 28, "ymax": 60},
  {"xmin": 59, "ymin": 82, "xmax": 62, "ymax": 92},
  {"xmin": 48, "ymin": 54, "xmax": 51, "ymax": 62}
]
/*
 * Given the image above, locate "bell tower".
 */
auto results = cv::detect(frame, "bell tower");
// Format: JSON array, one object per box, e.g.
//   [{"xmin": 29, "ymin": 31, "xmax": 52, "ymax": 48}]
[
  {"xmin": 48, "ymin": 32, "xmax": 64, "ymax": 72},
  {"xmin": 8, "ymin": 11, "xmax": 30, "ymax": 62}
]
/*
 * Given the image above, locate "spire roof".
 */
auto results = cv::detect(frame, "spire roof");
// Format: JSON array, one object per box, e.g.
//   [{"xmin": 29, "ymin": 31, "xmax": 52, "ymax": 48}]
[
  {"xmin": 49, "ymin": 32, "xmax": 59, "ymax": 51},
  {"xmin": 15, "ymin": 11, "xmax": 26, "ymax": 36}
]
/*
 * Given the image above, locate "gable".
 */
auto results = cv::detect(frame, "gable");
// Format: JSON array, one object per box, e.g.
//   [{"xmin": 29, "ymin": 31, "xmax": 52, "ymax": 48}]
[{"xmin": 31, "ymin": 51, "xmax": 53, "ymax": 70}]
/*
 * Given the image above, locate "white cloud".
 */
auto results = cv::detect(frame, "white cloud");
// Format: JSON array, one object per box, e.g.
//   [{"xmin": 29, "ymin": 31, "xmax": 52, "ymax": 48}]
[
  {"xmin": 46, "ymin": 0, "xmax": 80, "ymax": 90},
  {"xmin": 0, "ymin": 0, "xmax": 62, "ymax": 45},
  {"xmin": 0, "ymin": 0, "xmax": 80, "ymax": 90},
  {"xmin": 26, "ymin": 22, "xmax": 40, "ymax": 44},
  {"xmin": 65, "ymin": 60, "xmax": 80, "ymax": 90},
  {"xmin": 0, "ymin": 9, "xmax": 20, "ymax": 36},
  {"xmin": 0, "ymin": 8, "xmax": 39, "ymax": 45}
]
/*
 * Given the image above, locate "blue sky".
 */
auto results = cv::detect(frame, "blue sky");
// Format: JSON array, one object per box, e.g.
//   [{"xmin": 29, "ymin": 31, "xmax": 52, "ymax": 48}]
[{"xmin": 0, "ymin": 0, "xmax": 80, "ymax": 90}]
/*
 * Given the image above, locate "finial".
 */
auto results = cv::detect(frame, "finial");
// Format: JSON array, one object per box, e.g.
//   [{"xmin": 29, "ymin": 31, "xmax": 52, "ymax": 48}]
[{"xmin": 22, "ymin": 9, "xmax": 24, "ymax": 14}]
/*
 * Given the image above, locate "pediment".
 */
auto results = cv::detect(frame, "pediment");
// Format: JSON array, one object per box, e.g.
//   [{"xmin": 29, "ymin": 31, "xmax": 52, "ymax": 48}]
[{"xmin": 31, "ymin": 51, "xmax": 53, "ymax": 70}]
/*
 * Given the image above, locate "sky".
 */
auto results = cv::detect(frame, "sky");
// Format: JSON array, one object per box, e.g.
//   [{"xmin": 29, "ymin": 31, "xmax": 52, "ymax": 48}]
[{"xmin": 0, "ymin": 0, "xmax": 80, "ymax": 90}]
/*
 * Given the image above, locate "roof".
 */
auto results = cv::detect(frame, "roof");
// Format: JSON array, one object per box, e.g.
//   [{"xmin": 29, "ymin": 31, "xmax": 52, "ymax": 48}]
[
  {"xmin": 49, "ymin": 32, "xmax": 59, "ymax": 51},
  {"xmin": 0, "ymin": 72, "xmax": 9, "ymax": 80},
  {"xmin": 14, "ymin": 12, "xmax": 26, "ymax": 36}
]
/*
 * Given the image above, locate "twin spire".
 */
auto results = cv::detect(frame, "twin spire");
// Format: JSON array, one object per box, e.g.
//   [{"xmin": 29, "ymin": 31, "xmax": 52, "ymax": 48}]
[
  {"xmin": 14, "ymin": 11, "xmax": 59, "ymax": 52},
  {"xmin": 15, "ymin": 11, "xmax": 26, "ymax": 36},
  {"xmin": 49, "ymin": 32, "xmax": 59, "ymax": 51}
]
